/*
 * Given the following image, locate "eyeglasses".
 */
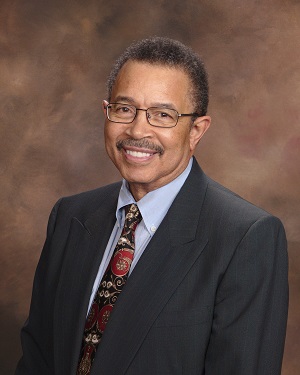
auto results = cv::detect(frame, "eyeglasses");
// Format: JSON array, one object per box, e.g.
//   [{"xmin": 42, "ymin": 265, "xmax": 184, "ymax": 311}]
[{"xmin": 105, "ymin": 103, "xmax": 199, "ymax": 128}]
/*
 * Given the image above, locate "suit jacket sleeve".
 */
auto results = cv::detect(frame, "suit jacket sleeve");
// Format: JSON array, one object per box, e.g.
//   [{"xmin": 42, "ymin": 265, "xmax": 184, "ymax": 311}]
[
  {"xmin": 205, "ymin": 215, "xmax": 288, "ymax": 375},
  {"xmin": 15, "ymin": 199, "xmax": 63, "ymax": 375}
]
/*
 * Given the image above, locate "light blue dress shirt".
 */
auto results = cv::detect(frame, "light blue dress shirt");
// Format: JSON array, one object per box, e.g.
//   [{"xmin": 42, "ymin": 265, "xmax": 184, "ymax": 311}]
[{"xmin": 87, "ymin": 158, "xmax": 193, "ymax": 313}]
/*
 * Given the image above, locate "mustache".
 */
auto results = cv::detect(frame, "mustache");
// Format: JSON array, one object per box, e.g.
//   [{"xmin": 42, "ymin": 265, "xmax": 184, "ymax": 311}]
[{"xmin": 116, "ymin": 138, "xmax": 164, "ymax": 155}]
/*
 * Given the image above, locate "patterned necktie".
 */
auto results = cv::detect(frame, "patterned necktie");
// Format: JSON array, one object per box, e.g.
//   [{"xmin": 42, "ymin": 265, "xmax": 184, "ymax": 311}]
[{"xmin": 77, "ymin": 203, "xmax": 142, "ymax": 375}]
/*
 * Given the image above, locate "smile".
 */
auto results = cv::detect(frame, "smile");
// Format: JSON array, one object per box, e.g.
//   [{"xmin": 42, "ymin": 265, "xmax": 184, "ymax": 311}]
[{"xmin": 125, "ymin": 150, "xmax": 153, "ymax": 158}]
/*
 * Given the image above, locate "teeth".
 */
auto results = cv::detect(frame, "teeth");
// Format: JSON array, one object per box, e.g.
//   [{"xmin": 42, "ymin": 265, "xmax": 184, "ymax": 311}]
[{"xmin": 126, "ymin": 150, "xmax": 152, "ymax": 158}]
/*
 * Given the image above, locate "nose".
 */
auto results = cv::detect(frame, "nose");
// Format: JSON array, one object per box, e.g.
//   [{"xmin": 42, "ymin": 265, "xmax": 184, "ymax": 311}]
[{"xmin": 126, "ymin": 109, "xmax": 152, "ymax": 139}]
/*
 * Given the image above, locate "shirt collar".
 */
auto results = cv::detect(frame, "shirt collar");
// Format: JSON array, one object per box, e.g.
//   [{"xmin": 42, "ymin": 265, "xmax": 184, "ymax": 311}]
[{"xmin": 116, "ymin": 158, "xmax": 193, "ymax": 236}]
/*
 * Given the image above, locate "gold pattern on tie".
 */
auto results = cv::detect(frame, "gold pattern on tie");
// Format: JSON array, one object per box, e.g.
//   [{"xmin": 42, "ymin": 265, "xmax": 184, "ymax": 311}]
[{"xmin": 77, "ymin": 204, "xmax": 142, "ymax": 375}]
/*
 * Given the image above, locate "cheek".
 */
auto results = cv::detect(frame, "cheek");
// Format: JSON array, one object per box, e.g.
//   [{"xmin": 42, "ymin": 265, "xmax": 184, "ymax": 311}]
[
  {"xmin": 104, "ymin": 125, "xmax": 118, "ymax": 146},
  {"xmin": 104, "ymin": 129, "xmax": 116, "ymax": 158},
  {"xmin": 161, "ymin": 129, "xmax": 187, "ymax": 148},
  {"xmin": 171, "ymin": 130, "xmax": 192, "ymax": 152},
  {"xmin": 105, "ymin": 122, "xmax": 129, "ymax": 142}
]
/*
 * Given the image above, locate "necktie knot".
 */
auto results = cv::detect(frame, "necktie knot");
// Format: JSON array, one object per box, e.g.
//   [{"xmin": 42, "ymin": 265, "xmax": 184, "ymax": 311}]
[{"xmin": 124, "ymin": 204, "xmax": 142, "ymax": 228}]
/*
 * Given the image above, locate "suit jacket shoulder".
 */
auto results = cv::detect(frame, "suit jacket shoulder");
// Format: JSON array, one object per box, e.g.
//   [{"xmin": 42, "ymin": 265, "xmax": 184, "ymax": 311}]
[
  {"xmin": 205, "ymin": 175, "xmax": 275, "ymax": 222},
  {"xmin": 56, "ymin": 181, "xmax": 122, "ymax": 220},
  {"xmin": 174, "ymin": 158, "xmax": 279, "ymax": 236}
]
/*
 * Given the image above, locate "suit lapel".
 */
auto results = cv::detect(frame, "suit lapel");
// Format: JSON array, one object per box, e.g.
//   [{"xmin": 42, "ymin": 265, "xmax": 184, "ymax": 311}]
[
  {"xmin": 92, "ymin": 160, "xmax": 209, "ymax": 375},
  {"xmin": 53, "ymin": 188, "xmax": 119, "ymax": 374}
]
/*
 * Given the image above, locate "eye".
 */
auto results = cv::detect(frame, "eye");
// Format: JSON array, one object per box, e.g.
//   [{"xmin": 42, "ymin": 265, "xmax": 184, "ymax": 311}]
[
  {"xmin": 150, "ymin": 108, "xmax": 177, "ymax": 122},
  {"xmin": 159, "ymin": 111, "xmax": 171, "ymax": 118},
  {"xmin": 151, "ymin": 109, "xmax": 171, "ymax": 118},
  {"xmin": 114, "ymin": 104, "xmax": 134, "ymax": 113},
  {"xmin": 110, "ymin": 103, "xmax": 136, "ymax": 119}
]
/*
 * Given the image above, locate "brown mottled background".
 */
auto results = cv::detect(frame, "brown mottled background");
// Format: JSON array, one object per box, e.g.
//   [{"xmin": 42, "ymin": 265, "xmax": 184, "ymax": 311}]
[{"xmin": 1, "ymin": 0, "xmax": 299, "ymax": 374}]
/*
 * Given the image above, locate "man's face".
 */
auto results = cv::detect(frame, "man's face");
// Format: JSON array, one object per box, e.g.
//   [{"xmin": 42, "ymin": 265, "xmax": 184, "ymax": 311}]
[{"xmin": 104, "ymin": 61, "xmax": 210, "ymax": 200}]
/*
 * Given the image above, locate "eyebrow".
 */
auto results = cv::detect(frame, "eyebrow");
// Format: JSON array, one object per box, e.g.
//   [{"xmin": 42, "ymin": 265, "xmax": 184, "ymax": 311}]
[
  {"xmin": 112, "ymin": 95, "xmax": 177, "ymax": 110},
  {"xmin": 113, "ymin": 95, "xmax": 135, "ymax": 104}
]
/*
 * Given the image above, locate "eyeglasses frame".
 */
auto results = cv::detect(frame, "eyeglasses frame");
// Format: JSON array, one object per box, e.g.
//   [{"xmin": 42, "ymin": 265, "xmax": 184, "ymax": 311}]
[{"xmin": 105, "ymin": 102, "xmax": 200, "ymax": 128}]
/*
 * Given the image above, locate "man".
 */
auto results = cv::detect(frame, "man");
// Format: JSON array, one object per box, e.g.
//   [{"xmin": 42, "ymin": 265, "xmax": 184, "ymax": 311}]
[{"xmin": 16, "ymin": 37, "xmax": 288, "ymax": 375}]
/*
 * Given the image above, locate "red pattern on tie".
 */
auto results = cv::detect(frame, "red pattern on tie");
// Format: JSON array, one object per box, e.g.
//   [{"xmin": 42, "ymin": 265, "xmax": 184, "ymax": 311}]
[{"xmin": 77, "ymin": 204, "xmax": 142, "ymax": 375}]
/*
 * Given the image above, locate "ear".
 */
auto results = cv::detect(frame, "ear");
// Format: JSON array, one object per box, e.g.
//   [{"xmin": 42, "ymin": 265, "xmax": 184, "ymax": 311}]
[
  {"xmin": 102, "ymin": 100, "xmax": 109, "ymax": 117},
  {"xmin": 189, "ymin": 116, "xmax": 211, "ymax": 152}
]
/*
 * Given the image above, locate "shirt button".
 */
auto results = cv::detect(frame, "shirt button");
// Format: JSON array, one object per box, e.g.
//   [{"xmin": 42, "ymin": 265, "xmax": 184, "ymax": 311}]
[{"xmin": 150, "ymin": 225, "xmax": 156, "ymax": 233}]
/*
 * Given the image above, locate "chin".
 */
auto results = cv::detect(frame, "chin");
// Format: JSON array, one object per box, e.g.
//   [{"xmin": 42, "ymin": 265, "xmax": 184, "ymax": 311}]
[{"xmin": 124, "ymin": 175, "xmax": 152, "ymax": 185}]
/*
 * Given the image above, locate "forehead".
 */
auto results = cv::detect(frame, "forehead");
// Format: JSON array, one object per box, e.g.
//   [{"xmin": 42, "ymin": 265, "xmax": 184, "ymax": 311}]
[{"xmin": 111, "ymin": 61, "xmax": 192, "ymax": 108}]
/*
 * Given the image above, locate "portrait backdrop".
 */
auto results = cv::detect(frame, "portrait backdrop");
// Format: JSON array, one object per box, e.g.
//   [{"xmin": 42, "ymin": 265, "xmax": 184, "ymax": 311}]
[{"xmin": 1, "ymin": 0, "xmax": 299, "ymax": 374}]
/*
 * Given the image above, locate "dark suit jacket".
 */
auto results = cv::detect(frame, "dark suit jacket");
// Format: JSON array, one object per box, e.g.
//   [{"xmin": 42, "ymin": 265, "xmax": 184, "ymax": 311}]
[{"xmin": 16, "ymin": 159, "xmax": 288, "ymax": 375}]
